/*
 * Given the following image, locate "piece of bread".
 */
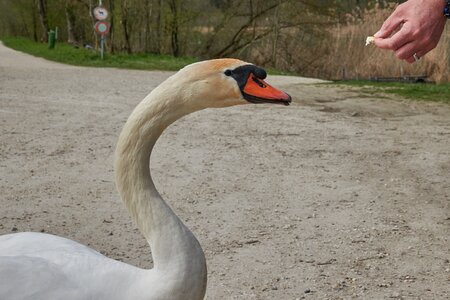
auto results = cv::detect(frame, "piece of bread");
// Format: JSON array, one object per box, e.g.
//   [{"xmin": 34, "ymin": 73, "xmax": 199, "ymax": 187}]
[{"xmin": 365, "ymin": 36, "xmax": 375, "ymax": 46}]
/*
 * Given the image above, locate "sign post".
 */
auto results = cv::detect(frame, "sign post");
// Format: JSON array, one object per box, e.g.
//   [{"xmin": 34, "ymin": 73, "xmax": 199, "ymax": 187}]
[
  {"xmin": 93, "ymin": 2, "xmax": 109, "ymax": 59},
  {"xmin": 94, "ymin": 21, "xmax": 109, "ymax": 59}
]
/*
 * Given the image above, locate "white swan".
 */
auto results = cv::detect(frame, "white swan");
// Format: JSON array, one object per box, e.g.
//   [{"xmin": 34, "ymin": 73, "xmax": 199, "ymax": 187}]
[{"xmin": 0, "ymin": 58, "xmax": 291, "ymax": 300}]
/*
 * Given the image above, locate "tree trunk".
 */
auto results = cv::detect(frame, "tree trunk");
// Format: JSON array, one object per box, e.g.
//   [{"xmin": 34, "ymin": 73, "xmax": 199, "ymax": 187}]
[
  {"xmin": 121, "ymin": 0, "xmax": 132, "ymax": 54},
  {"xmin": 36, "ymin": 0, "xmax": 49, "ymax": 42},
  {"xmin": 32, "ymin": 1, "xmax": 38, "ymax": 42},
  {"xmin": 109, "ymin": 0, "xmax": 115, "ymax": 53},
  {"xmin": 144, "ymin": 0, "xmax": 152, "ymax": 53},
  {"xmin": 168, "ymin": 0, "xmax": 179, "ymax": 57},
  {"xmin": 65, "ymin": 0, "xmax": 79, "ymax": 45},
  {"xmin": 271, "ymin": 0, "xmax": 281, "ymax": 68},
  {"xmin": 155, "ymin": 0, "xmax": 162, "ymax": 54}
]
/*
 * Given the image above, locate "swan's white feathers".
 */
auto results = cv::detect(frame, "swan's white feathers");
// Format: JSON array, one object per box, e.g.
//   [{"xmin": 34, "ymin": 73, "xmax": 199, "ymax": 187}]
[
  {"xmin": 0, "ymin": 255, "xmax": 83, "ymax": 300},
  {"xmin": 0, "ymin": 232, "xmax": 146, "ymax": 299}
]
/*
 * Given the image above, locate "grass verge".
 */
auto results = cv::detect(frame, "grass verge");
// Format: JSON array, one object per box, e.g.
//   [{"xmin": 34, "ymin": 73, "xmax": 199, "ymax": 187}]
[
  {"xmin": 1, "ymin": 36, "xmax": 197, "ymax": 71},
  {"xmin": 334, "ymin": 80, "xmax": 450, "ymax": 104}
]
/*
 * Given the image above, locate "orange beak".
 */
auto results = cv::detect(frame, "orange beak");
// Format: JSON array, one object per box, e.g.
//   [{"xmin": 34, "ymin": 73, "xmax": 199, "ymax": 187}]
[{"xmin": 242, "ymin": 74, "xmax": 291, "ymax": 105}]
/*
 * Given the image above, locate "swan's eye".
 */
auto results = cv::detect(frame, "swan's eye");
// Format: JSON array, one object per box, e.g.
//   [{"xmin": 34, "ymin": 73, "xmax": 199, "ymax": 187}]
[{"xmin": 224, "ymin": 69, "xmax": 232, "ymax": 76}]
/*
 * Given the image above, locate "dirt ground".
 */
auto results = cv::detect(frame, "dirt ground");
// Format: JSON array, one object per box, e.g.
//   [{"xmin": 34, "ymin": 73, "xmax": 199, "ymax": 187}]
[{"xmin": 0, "ymin": 42, "xmax": 449, "ymax": 299}]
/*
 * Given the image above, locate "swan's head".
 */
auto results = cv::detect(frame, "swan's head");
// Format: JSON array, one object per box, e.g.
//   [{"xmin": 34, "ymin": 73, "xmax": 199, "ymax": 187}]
[{"xmin": 173, "ymin": 59, "xmax": 291, "ymax": 109}]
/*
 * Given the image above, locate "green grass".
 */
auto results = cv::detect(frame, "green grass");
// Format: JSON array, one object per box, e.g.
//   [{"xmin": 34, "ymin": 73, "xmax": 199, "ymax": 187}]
[
  {"xmin": 1, "ymin": 36, "xmax": 197, "ymax": 71},
  {"xmin": 334, "ymin": 80, "xmax": 450, "ymax": 103}
]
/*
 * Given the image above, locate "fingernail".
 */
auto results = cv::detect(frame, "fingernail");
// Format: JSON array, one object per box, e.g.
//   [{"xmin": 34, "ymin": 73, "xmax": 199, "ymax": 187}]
[{"xmin": 374, "ymin": 31, "xmax": 381, "ymax": 38}]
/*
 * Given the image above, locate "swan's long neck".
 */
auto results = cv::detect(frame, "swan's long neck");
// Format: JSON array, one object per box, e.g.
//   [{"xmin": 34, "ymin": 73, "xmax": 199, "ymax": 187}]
[{"xmin": 114, "ymin": 77, "xmax": 207, "ymax": 298}]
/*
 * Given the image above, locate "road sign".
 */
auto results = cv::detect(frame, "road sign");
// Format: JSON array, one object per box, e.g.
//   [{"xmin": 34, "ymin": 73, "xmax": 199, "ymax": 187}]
[
  {"xmin": 93, "ymin": 6, "xmax": 108, "ymax": 21},
  {"xmin": 94, "ymin": 21, "xmax": 110, "ymax": 35}
]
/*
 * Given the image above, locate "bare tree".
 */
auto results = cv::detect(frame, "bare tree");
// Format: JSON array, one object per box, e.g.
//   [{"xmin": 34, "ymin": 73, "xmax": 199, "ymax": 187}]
[
  {"xmin": 155, "ymin": 0, "xmax": 163, "ymax": 54},
  {"xmin": 65, "ymin": 0, "xmax": 79, "ymax": 45},
  {"xmin": 120, "ymin": 0, "xmax": 132, "ymax": 54},
  {"xmin": 36, "ymin": 0, "xmax": 49, "ymax": 42},
  {"xmin": 207, "ymin": 1, "xmax": 282, "ymax": 58},
  {"xmin": 168, "ymin": 0, "xmax": 180, "ymax": 57},
  {"xmin": 109, "ymin": 0, "xmax": 116, "ymax": 53}
]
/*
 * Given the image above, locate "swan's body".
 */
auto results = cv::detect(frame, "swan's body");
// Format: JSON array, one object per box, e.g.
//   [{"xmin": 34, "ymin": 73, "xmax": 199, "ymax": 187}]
[{"xmin": 0, "ymin": 59, "xmax": 291, "ymax": 300}]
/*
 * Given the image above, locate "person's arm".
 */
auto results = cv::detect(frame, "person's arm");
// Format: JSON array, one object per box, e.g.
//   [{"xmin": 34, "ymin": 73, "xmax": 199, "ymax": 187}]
[{"xmin": 374, "ymin": 0, "xmax": 448, "ymax": 63}]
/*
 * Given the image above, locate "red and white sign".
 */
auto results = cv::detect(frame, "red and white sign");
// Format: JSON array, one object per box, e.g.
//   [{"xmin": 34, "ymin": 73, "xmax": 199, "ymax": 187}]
[{"xmin": 94, "ymin": 21, "xmax": 110, "ymax": 35}]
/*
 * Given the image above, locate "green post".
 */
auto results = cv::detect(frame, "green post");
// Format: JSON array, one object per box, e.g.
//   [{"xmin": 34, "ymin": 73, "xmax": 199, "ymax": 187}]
[{"xmin": 48, "ymin": 30, "xmax": 56, "ymax": 49}]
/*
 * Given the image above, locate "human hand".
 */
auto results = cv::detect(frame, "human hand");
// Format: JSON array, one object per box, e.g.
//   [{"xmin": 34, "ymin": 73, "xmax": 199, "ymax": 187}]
[{"xmin": 374, "ymin": 0, "xmax": 447, "ymax": 63}]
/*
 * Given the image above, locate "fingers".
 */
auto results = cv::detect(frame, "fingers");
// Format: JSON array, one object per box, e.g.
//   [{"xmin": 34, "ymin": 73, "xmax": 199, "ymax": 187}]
[
  {"xmin": 394, "ymin": 38, "xmax": 435, "ymax": 63},
  {"xmin": 374, "ymin": 6, "xmax": 404, "ymax": 39},
  {"xmin": 404, "ymin": 57, "xmax": 416, "ymax": 64},
  {"xmin": 404, "ymin": 52, "xmax": 423, "ymax": 64},
  {"xmin": 372, "ymin": 0, "xmax": 447, "ymax": 63},
  {"xmin": 394, "ymin": 41, "xmax": 417, "ymax": 64},
  {"xmin": 374, "ymin": 22, "xmax": 411, "ymax": 51},
  {"xmin": 401, "ymin": 45, "xmax": 434, "ymax": 64},
  {"xmin": 394, "ymin": 40, "xmax": 416, "ymax": 60},
  {"xmin": 375, "ymin": 17, "xmax": 441, "ymax": 63}
]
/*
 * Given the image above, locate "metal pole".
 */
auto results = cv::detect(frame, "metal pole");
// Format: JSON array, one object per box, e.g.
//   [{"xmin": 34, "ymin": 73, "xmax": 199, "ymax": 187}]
[{"xmin": 100, "ymin": 35, "xmax": 104, "ymax": 60}]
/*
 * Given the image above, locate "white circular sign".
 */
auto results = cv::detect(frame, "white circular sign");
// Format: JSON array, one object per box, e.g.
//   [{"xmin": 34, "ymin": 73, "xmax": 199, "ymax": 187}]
[{"xmin": 93, "ymin": 7, "xmax": 108, "ymax": 21}]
